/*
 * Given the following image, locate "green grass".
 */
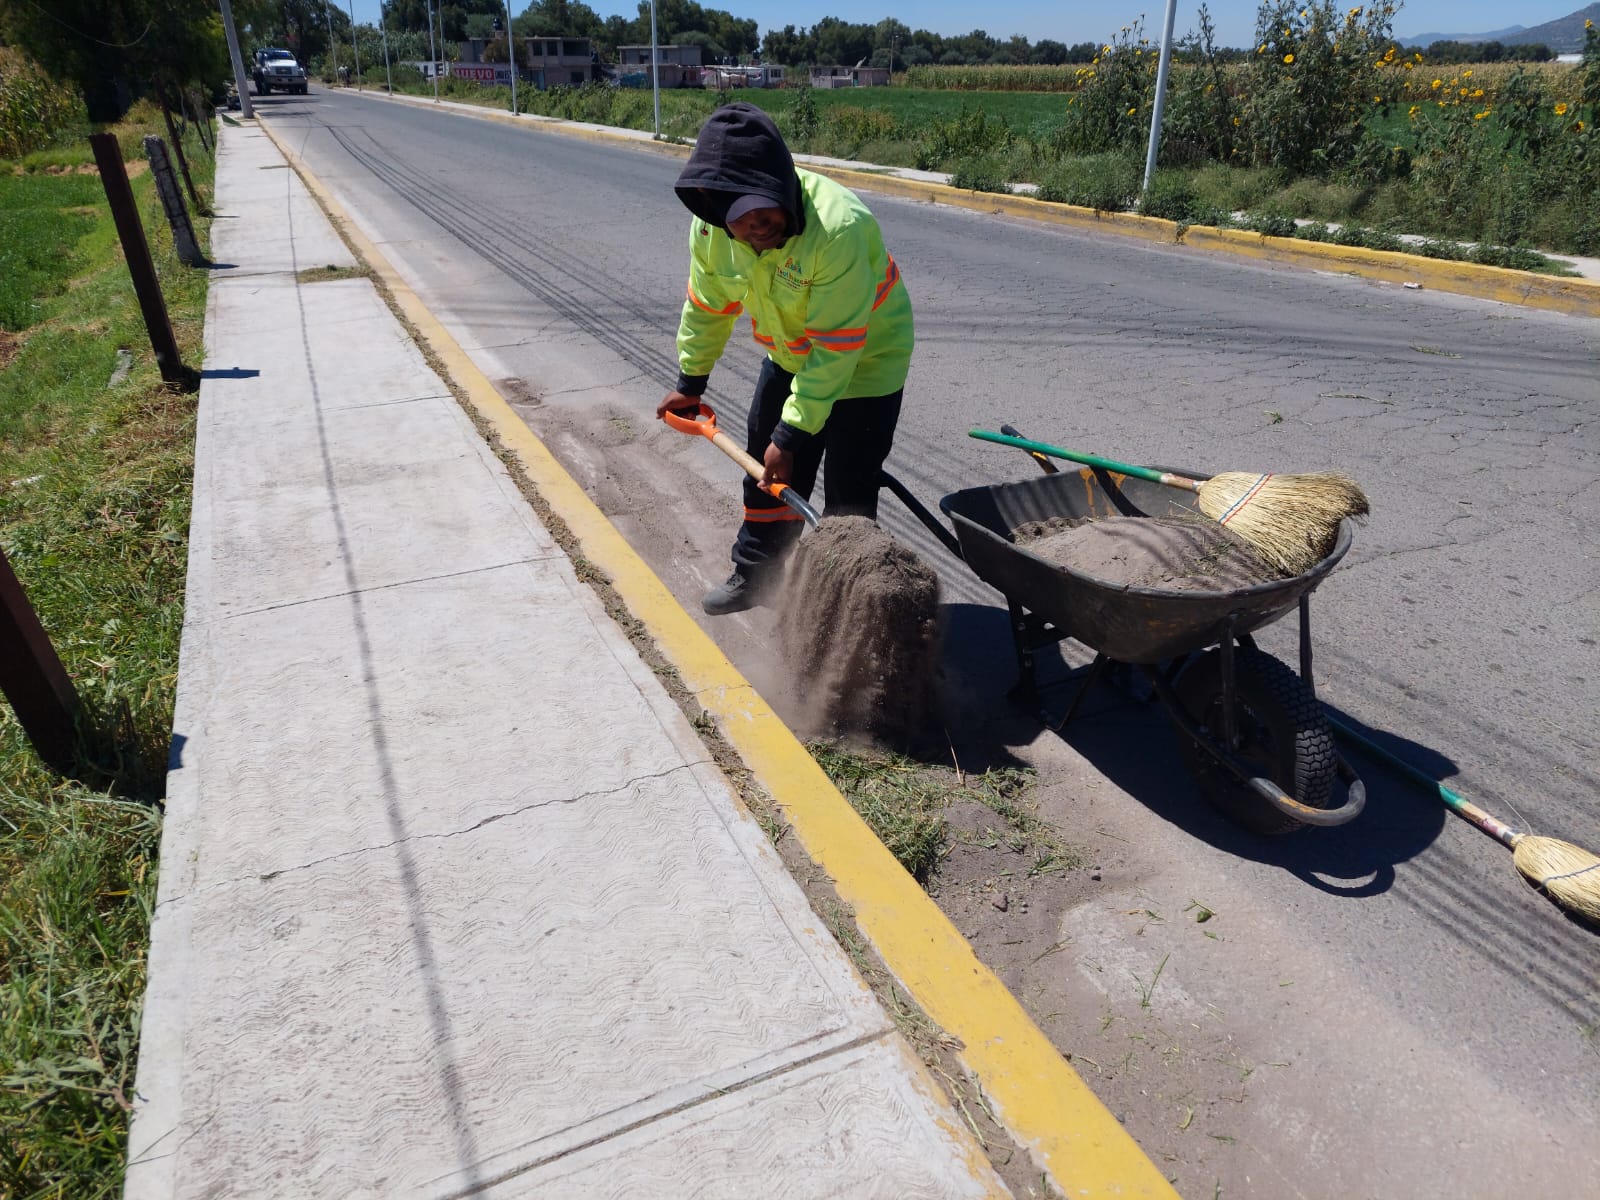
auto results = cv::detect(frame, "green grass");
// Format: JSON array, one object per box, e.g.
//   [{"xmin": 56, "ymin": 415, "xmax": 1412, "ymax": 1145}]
[
  {"xmin": 808, "ymin": 742, "xmax": 1074, "ymax": 881},
  {"xmin": 0, "ymin": 175, "xmax": 105, "ymax": 332},
  {"xmin": 1, "ymin": 106, "xmax": 211, "ymax": 1199}
]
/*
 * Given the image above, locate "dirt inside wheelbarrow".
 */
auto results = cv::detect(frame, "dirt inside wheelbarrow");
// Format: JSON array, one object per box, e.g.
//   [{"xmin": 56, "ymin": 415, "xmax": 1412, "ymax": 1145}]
[
  {"xmin": 777, "ymin": 516, "xmax": 941, "ymax": 750},
  {"xmin": 1014, "ymin": 514, "xmax": 1282, "ymax": 591}
]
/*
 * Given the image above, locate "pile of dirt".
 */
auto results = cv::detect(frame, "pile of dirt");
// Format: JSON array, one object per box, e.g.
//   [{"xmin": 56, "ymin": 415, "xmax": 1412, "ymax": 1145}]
[
  {"xmin": 777, "ymin": 516, "xmax": 941, "ymax": 749},
  {"xmin": 1014, "ymin": 514, "xmax": 1280, "ymax": 591}
]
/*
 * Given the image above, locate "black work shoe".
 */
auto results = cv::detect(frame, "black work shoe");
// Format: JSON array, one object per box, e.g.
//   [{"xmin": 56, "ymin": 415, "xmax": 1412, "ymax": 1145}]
[{"xmin": 702, "ymin": 571, "xmax": 761, "ymax": 616}]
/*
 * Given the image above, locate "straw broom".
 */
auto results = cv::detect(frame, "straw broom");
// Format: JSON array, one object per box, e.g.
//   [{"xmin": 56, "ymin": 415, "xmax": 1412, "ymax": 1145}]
[
  {"xmin": 974, "ymin": 428, "xmax": 1370, "ymax": 577},
  {"xmin": 1199, "ymin": 468, "xmax": 1370, "ymax": 577},
  {"xmin": 1328, "ymin": 714, "xmax": 1600, "ymax": 924}
]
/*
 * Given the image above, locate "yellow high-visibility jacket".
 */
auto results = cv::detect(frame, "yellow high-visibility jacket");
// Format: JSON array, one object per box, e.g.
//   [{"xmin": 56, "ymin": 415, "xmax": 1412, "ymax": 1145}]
[{"xmin": 677, "ymin": 167, "xmax": 913, "ymax": 440}]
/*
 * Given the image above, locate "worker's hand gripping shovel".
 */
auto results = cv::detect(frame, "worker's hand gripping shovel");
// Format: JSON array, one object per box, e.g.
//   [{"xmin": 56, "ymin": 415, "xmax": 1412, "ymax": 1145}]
[{"xmin": 661, "ymin": 402, "xmax": 820, "ymax": 529}]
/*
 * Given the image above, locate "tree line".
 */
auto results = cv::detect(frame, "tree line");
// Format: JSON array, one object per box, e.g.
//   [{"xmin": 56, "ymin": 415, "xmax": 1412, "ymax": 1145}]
[{"xmin": 0, "ymin": 0, "xmax": 1562, "ymax": 127}]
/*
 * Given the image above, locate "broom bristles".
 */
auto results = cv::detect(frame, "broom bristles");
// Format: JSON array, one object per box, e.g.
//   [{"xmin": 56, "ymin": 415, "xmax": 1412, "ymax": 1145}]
[
  {"xmin": 1196, "ymin": 471, "xmax": 1370, "ymax": 577},
  {"xmin": 1512, "ymin": 835, "xmax": 1600, "ymax": 924}
]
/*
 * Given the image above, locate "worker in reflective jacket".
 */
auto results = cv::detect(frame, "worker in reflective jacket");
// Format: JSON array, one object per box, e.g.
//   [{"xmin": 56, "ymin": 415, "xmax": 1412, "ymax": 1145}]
[{"xmin": 656, "ymin": 102, "xmax": 914, "ymax": 615}]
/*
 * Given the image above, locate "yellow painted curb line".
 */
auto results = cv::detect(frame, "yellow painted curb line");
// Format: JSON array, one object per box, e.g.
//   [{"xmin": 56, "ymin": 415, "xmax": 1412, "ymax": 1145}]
[
  {"xmin": 258, "ymin": 117, "xmax": 1179, "ymax": 1199},
  {"xmin": 351, "ymin": 87, "xmax": 1600, "ymax": 320}
]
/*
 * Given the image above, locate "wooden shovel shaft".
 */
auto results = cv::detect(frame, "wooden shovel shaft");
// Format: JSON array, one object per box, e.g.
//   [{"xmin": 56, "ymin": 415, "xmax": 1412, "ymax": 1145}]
[
  {"xmin": 970, "ymin": 430, "xmax": 1204, "ymax": 494},
  {"xmin": 709, "ymin": 428, "xmax": 765, "ymax": 479},
  {"xmin": 660, "ymin": 402, "xmax": 821, "ymax": 527},
  {"xmin": 708, "ymin": 429, "xmax": 821, "ymax": 529}
]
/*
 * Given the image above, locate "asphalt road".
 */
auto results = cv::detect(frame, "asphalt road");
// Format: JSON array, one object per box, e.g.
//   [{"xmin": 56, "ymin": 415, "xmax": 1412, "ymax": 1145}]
[{"xmin": 259, "ymin": 89, "xmax": 1599, "ymax": 1198}]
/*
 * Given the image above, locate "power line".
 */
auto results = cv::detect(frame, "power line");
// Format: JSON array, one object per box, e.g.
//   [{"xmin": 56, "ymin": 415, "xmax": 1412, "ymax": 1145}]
[{"xmin": 15, "ymin": 0, "xmax": 156, "ymax": 49}]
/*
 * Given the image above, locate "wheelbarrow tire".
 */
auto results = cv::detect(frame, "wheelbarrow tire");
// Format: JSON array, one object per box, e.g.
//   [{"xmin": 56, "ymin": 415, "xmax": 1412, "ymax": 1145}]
[{"xmin": 1171, "ymin": 646, "xmax": 1336, "ymax": 836}]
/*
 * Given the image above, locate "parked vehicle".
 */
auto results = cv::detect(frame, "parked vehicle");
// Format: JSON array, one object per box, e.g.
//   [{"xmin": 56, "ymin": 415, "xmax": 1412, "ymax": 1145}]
[{"xmin": 253, "ymin": 48, "xmax": 308, "ymax": 95}]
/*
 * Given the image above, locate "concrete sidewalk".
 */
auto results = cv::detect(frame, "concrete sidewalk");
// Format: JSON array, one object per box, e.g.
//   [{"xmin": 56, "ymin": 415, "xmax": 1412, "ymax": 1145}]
[{"xmin": 122, "ymin": 118, "xmax": 1012, "ymax": 1198}]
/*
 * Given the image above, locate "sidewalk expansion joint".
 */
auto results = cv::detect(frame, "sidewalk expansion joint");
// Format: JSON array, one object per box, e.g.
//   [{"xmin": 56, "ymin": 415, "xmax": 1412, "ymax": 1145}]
[
  {"xmin": 159, "ymin": 762, "xmax": 715, "ymax": 907},
  {"xmin": 431, "ymin": 1027, "xmax": 898, "ymax": 1199},
  {"xmin": 207, "ymin": 556, "xmax": 558, "ymax": 622}
]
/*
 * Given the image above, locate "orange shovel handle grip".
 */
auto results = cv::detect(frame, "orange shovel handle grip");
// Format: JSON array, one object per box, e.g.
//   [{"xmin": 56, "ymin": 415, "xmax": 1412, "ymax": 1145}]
[{"xmin": 661, "ymin": 402, "xmax": 719, "ymax": 439}]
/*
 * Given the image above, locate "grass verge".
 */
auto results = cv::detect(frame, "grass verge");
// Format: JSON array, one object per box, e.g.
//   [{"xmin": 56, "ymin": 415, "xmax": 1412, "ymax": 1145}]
[
  {"xmin": 0, "ymin": 100, "xmax": 212, "ymax": 1199},
  {"xmin": 808, "ymin": 741, "xmax": 1079, "ymax": 882}
]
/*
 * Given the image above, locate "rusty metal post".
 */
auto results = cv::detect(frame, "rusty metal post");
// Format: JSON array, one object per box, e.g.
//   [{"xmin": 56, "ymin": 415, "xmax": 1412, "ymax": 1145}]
[
  {"xmin": 155, "ymin": 79, "xmax": 203, "ymax": 213},
  {"xmin": 188, "ymin": 87, "xmax": 214, "ymax": 155},
  {"xmin": 144, "ymin": 136, "xmax": 203, "ymax": 266},
  {"xmin": 0, "ymin": 546, "xmax": 79, "ymax": 772},
  {"xmin": 90, "ymin": 132, "xmax": 194, "ymax": 391}
]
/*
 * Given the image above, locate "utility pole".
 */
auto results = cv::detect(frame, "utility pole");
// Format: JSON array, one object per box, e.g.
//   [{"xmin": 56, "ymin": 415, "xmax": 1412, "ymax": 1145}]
[
  {"xmin": 425, "ymin": 0, "xmax": 440, "ymax": 99},
  {"xmin": 218, "ymin": 0, "xmax": 255, "ymax": 118},
  {"xmin": 649, "ymin": 0, "xmax": 660, "ymax": 138},
  {"xmin": 1142, "ymin": 0, "xmax": 1179, "ymax": 196},
  {"xmin": 325, "ymin": 1, "xmax": 338, "ymax": 82},
  {"xmin": 345, "ymin": 0, "xmax": 362, "ymax": 87},
  {"xmin": 502, "ymin": 0, "xmax": 518, "ymax": 112},
  {"xmin": 379, "ymin": 0, "xmax": 393, "ymax": 92}
]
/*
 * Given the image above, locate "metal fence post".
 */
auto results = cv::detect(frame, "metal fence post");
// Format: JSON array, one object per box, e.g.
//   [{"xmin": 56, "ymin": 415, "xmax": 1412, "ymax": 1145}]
[
  {"xmin": 0, "ymin": 546, "xmax": 79, "ymax": 773},
  {"xmin": 144, "ymin": 136, "xmax": 203, "ymax": 267},
  {"xmin": 90, "ymin": 132, "xmax": 196, "ymax": 391}
]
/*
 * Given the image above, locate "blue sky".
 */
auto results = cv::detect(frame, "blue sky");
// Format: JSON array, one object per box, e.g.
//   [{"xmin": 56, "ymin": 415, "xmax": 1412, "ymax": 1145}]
[{"xmin": 341, "ymin": 3, "xmax": 1564, "ymax": 49}]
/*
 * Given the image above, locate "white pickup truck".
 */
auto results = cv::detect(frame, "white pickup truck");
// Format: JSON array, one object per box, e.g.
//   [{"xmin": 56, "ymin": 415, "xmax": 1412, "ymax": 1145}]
[{"xmin": 252, "ymin": 48, "xmax": 308, "ymax": 95}]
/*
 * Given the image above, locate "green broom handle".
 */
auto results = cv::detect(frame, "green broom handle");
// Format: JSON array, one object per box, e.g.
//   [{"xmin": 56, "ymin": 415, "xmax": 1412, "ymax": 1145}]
[
  {"xmin": 1323, "ymin": 713, "xmax": 1522, "ymax": 848},
  {"xmin": 969, "ymin": 430, "xmax": 1204, "ymax": 494}
]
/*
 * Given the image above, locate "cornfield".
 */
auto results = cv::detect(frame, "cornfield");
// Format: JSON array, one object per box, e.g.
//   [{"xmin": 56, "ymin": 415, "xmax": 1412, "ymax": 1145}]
[
  {"xmin": 0, "ymin": 49, "xmax": 83, "ymax": 159},
  {"xmin": 904, "ymin": 57, "xmax": 1583, "ymax": 102},
  {"xmin": 903, "ymin": 64, "xmax": 1083, "ymax": 93}
]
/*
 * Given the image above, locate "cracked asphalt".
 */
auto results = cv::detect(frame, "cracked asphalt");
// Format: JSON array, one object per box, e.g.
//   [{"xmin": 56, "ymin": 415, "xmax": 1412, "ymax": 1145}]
[{"xmin": 266, "ymin": 89, "xmax": 1599, "ymax": 1198}]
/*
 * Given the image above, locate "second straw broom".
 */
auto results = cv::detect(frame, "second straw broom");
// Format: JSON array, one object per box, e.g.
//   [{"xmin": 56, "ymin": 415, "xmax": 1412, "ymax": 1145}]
[{"xmin": 971, "ymin": 428, "xmax": 1370, "ymax": 577}]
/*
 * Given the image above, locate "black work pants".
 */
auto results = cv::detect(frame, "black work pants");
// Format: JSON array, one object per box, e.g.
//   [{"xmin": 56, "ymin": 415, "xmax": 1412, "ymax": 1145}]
[{"xmin": 731, "ymin": 358, "xmax": 902, "ymax": 575}]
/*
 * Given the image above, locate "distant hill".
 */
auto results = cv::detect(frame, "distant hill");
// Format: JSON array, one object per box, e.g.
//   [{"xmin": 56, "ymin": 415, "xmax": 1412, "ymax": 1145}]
[
  {"xmin": 1400, "ymin": 24, "xmax": 1526, "ymax": 46},
  {"xmin": 1398, "ymin": 4, "xmax": 1600, "ymax": 52}
]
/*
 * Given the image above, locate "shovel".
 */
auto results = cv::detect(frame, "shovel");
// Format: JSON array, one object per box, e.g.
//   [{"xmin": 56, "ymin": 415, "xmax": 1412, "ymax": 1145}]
[{"xmin": 661, "ymin": 402, "xmax": 820, "ymax": 528}]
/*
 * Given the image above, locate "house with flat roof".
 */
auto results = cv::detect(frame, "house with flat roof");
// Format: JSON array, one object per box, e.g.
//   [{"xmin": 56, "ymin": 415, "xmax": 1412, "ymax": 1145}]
[
  {"xmin": 809, "ymin": 65, "xmax": 889, "ymax": 88},
  {"xmin": 454, "ymin": 36, "xmax": 595, "ymax": 87}
]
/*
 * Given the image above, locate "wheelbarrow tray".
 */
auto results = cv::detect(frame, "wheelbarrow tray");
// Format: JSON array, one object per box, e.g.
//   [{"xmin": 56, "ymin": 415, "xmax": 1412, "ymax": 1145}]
[{"xmin": 939, "ymin": 467, "xmax": 1352, "ymax": 665}]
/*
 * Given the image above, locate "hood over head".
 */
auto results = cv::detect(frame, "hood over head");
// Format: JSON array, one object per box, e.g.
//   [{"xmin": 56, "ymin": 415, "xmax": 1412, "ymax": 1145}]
[{"xmin": 674, "ymin": 102, "xmax": 804, "ymax": 238}]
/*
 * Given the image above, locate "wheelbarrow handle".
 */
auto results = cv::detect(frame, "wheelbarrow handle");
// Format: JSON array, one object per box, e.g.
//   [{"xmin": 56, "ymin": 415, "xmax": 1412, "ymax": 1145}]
[{"xmin": 661, "ymin": 402, "xmax": 820, "ymax": 529}]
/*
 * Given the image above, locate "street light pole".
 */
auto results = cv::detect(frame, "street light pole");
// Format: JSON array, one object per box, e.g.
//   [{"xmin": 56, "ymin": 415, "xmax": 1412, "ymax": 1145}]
[
  {"xmin": 503, "ymin": 0, "xmax": 518, "ymax": 113},
  {"xmin": 345, "ymin": 0, "xmax": 362, "ymax": 87},
  {"xmin": 379, "ymin": 0, "xmax": 393, "ymax": 93},
  {"xmin": 425, "ymin": 0, "xmax": 440, "ymax": 100},
  {"xmin": 649, "ymin": 0, "xmax": 660, "ymax": 138},
  {"xmin": 325, "ymin": 1, "xmax": 338, "ymax": 83},
  {"xmin": 1142, "ymin": 0, "xmax": 1179, "ymax": 196},
  {"xmin": 218, "ymin": 0, "xmax": 255, "ymax": 117}
]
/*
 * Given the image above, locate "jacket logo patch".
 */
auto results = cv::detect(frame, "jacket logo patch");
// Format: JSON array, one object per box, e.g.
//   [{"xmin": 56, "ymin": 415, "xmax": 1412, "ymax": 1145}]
[{"xmin": 775, "ymin": 259, "xmax": 810, "ymax": 291}]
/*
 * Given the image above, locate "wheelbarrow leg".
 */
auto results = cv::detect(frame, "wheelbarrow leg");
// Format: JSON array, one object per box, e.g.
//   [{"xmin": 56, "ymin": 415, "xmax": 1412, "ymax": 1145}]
[
  {"xmin": 1051, "ymin": 652, "xmax": 1111, "ymax": 732},
  {"xmin": 1006, "ymin": 598, "xmax": 1038, "ymax": 711},
  {"xmin": 1299, "ymin": 593, "xmax": 1316, "ymax": 701},
  {"xmin": 1218, "ymin": 617, "xmax": 1239, "ymax": 748}
]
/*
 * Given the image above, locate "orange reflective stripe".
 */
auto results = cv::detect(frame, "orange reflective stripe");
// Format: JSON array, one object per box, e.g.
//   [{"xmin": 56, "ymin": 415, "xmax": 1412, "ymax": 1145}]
[
  {"xmin": 785, "ymin": 337, "xmax": 812, "ymax": 354},
  {"xmin": 686, "ymin": 282, "xmax": 742, "ymax": 316},
  {"xmin": 805, "ymin": 330, "xmax": 867, "ymax": 352},
  {"xmin": 872, "ymin": 255, "xmax": 901, "ymax": 310},
  {"xmin": 743, "ymin": 507, "xmax": 806, "ymax": 523},
  {"xmin": 752, "ymin": 331, "xmax": 776, "ymax": 348}
]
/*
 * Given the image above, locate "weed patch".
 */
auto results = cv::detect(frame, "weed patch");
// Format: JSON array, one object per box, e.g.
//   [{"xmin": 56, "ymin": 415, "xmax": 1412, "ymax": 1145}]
[{"xmin": 808, "ymin": 742, "xmax": 1077, "ymax": 882}]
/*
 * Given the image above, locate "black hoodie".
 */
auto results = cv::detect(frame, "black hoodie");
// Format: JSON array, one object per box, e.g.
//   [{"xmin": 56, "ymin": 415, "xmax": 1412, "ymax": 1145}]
[{"xmin": 674, "ymin": 103, "xmax": 806, "ymax": 239}]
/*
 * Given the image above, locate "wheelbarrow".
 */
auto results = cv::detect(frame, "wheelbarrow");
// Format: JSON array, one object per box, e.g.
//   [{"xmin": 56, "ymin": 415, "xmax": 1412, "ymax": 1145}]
[{"xmin": 875, "ymin": 435, "xmax": 1366, "ymax": 837}]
